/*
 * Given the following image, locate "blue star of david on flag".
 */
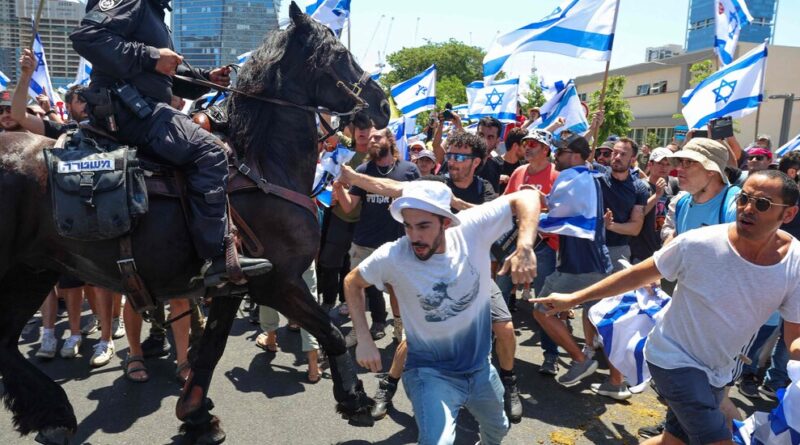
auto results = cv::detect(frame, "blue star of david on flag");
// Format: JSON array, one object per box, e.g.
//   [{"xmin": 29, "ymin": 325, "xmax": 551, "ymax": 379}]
[
  {"xmin": 713, "ymin": 79, "xmax": 737, "ymax": 103},
  {"xmin": 415, "ymin": 85, "xmax": 428, "ymax": 96},
  {"xmin": 34, "ymin": 51, "xmax": 45, "ymax": 70},
  {"xmin": 485, "ymin": 88, "xmax": 504, "ymax": 111}
]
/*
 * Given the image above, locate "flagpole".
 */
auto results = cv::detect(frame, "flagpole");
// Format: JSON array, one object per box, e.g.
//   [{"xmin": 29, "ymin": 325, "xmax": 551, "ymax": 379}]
[
  {"xmin": 589, "ymin": 0, "xmax": 622, "ymax": 158},
  {"xmin": 30, "ymin": 0, "xmax": 46, "ymax": 51},
  {"xmin": 347, "ymin": 16, "xmax": 351, "ymax": 51}
]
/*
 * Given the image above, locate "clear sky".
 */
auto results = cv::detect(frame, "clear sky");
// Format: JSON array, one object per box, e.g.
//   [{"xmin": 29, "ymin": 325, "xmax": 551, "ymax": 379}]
[{"xmin": 277, "ymin": 0, "xmax": 799, "ymax": 83}]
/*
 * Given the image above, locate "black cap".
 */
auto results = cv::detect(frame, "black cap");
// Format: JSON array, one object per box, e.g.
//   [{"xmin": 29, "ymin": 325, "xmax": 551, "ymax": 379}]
[{"xmin": 559, "ymin": 133, "xmax": 591, "ymax": 158}]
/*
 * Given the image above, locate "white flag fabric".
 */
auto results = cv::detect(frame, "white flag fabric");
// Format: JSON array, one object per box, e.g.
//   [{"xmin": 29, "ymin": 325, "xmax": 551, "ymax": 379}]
[
  {"xmin": 538, "ymin": 166, "xmax": 599, "ymax": 240},
  {"xmin": 681, "ymin": 43, "xmax": 767, "ymax": 130},
  {"xmin": 0, "ymin": 70, "xmax": 9, "ymax": 91},
  {"xmin": 466, "ymin": 77, "xmax": 519, "ymax": 123},
  {"xmin": 388, "ymin": 116, "xmax": 417, "ymax": 161},
  {"xmin": 237, "ymin": 51, "xmax": 253, "ymax": 66},
  {"xmin": 30, "ymin": 33, "xmax": 63, "ymax": 110},
  {"xmin": 539, "ymin": 76, "xmax": 568, "ymax": 101},
  {"xmin": 533, "ymin": 80, "xmax": 589, "ymax": 137},
  {"xmin": 306, "ymin": 0, "xmax": 351, "ymax": 36},
  {"xmin": 391, "ymin": 65, "xmax": 436, "ymax": 118},
  {"xmin": 776, "ymin": 133, "xmax": 800, "ymax": 158},
  {"xmin": 483, "ymin": 0, "xmax": 617, "ymax": 84},
  {"xmin": 732, "ymin": 361, "xmax": 800, "ymax": 444},
  {"xmin": 589, "ymin": 286, "xmax": 672, "ymax": 391},
  {"xmin": 715, "ymin": 0, "xmax": 753, "ymax": 66},
  {"xmin": 69, "ymin": 57, "xmax": 92, "ymax": 87},
  {"xmin": 312, "ymin": 145, "xmax": 356, "ymax": 200}
]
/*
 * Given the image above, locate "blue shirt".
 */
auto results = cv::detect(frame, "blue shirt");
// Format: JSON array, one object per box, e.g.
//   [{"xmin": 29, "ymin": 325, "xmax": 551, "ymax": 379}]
[
  {"xmin": 674, "ymin": 185, "xmax": 740, "ymax": 235},
  {"xmin": 557, "ymin": 177, "xmax": 613, "ymax": 275},
  {"xmin": 595, "ymin": 164, "xmax": 651, "ymax": 247}
]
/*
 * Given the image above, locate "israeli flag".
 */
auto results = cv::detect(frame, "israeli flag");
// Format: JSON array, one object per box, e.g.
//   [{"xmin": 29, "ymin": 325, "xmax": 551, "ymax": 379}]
[
  {"xmin": 237, "ymin": 51, "xmax": 253, "ymax": 66},
  {"xmin": 682, "ymin": 43, "xmax": 767, "ymax": 130},
  {"xmin": 483, "ymin": 0, "xmax": 617, "ymax": 84},
  {"xmin": 776, "ymin": 133, "xmax": 800, "ymax": 158},
  {"xmin": 370, "ymin": 70, "xmax": 382, "ymax": 82},
  {"xmin": 388, "ymin": 116, "xmax": 417, "ymax": 161},
  {"xmin": 589, "ymin": 286, "xmax": 672, "ymax": 391},
  {"xmin": 733, "ymin": 361, "xmax": 800, "ymax": 445},
  {"xmin": 466, "ymin": 77, "xmax": 519, "ymax": 123},
  {"xmin": 391, "ymin": 64, "xmax": 436, "ymax": 118},
  {"xmin": 29, "ymin": 32, "xmax": 62, "ymax": 109},
  {"xmin": 715, "ymin": 0, "xmax": 753, "ymax": 66},
  {"xmin": 539, "ymin": 76, "xmax": 568, "ymax": 101},
  {"xmin": 538, "ymin": 166, "xmax": 599, "ymax": 239},
  {"xmin": 69, "ymin": 57, "xmax": 92, "ymax": 87},
  {"xmin": 196, "ymin": 91, "xmax": 229, "ymax": 109},
  {"xmin": 0, "ymin": 70, "xmax": 9, "ymax": 91},
  {"xmin": 533, "ymin": 80, "xmax": 589, "ymax": 137},
  {"xmin": 312, "ymin": 145, "xmax": 356, "ymax": 206},
  {"xmin": 306, "ymin": 0, "xmax": 351, "ymax": 36}
]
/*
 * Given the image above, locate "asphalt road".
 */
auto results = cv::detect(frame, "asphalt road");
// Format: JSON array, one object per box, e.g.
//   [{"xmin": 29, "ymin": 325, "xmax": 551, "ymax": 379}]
[{"xmin": 0, "ymin": 297, "xmax": 775, "ymax": 445}]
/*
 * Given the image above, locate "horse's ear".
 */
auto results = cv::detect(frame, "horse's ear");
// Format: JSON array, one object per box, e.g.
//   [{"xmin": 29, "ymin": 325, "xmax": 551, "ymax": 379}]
[{"xmin": 289, "ymin": 2, "xmax": 310, "ymax": 29}]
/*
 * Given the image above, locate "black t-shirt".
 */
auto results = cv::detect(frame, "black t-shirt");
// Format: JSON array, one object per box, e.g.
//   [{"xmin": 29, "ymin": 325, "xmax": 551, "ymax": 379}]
[
  {"xmin": 595, "ymin": 164, "xmax": 651, "ymax": 247},
  {"xmin": 42, "ymin": 120, "xmax": 76, "ymax": 139},
  {"xmin": 478, "ymin": 155, "xmax": 522, "ymax": 194},
  {"xmin": 447, "ymin": 176, "xmax": 497, "ymax": 208},
  {"xmin": 350, "ymin": 160, "xmax": 420, "ymax": 248},
  {"xmin": 781, "ymin": 198, "xmax": 800, "ymax": 240},
  {"xmin": 629, "ymin": 177, "xmax": 679, "ymax": 262}
]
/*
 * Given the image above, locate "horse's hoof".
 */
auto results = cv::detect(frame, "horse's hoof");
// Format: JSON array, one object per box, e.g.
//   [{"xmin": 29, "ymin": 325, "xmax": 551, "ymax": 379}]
[
  {"xmin": 34, "ymin": 427, "xmax": 72, "ymax": 445},
  {"xmin": 178, "ymin": 415, "xmax": 226, "ymax": 445}
]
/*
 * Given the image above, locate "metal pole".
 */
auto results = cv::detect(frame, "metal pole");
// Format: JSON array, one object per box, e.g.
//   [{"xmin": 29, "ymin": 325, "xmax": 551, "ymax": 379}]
[
  {"xmin": 30, "ymin": 0, "xmax": 46, "ymax": 51},
  {"xmin": 589, "ymin": 0, "xmax": 622, "ymax": 158},
  {"xmin": 347, "ymin": 16, "xmax": 351, "ymax": 51},
  {"xmin": 754, "ymin": 104, "xmax": 761, "ymax": 139},
  {"xmin": 778, "ymin": 94, "xmax": 795, "ymax": 147}
]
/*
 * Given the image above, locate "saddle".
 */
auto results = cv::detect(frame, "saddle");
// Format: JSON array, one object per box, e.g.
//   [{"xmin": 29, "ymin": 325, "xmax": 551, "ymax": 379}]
[{"xmin": 44, "ymin": 125, "xmax": 318, "ymax": 314}]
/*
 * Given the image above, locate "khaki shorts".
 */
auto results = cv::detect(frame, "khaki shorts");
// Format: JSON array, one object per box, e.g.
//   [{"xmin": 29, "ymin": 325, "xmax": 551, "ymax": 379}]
[{"xmin": 349, "ymin": 243, "xmax": 376, "ymax": 270}]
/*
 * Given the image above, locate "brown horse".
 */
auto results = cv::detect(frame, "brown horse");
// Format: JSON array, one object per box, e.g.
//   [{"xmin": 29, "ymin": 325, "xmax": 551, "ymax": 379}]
[{"xmin": 0, "ymin": 3, "xmax": 390, "ymax": 444}]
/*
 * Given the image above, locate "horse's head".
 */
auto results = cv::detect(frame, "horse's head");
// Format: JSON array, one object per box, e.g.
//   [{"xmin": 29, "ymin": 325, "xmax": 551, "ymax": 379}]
[{"xmin": 236, "ymin": 2, "xmax": 390, "ymax": 130}]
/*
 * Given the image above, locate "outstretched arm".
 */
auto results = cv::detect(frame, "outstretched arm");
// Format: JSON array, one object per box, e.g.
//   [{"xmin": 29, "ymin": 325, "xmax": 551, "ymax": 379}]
[
  {"xmin": 344, "ymin": 269, "xmax": 381, "ymax": 372},
  {"xmin": 11, "ymin": 49, "xmax": 46, "ymax": 135},
  {"xmin": 339, "ymin": 164, "xmax": 405, "ymax": 198},
  {"xmin": 498, "ymin": 189, "xmax": 541, "ymax": 285}
]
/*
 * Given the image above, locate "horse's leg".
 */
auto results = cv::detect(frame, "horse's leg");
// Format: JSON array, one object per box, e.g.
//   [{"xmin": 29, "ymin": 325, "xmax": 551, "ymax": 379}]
[
  {"xmin": 175, "ymin": 295, "xmax": 242, "ymax": 445},
  {"xmin": 260, "ymin": 271, "xmax": 375, "ymax": 427},
  {"xmin": 0, "ymin": 265, "xmax": 75, "ymax": 444}
]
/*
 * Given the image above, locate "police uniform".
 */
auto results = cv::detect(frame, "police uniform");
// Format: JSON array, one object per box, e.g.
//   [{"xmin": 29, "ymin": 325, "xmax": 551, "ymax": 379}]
[{"xmin": 70, "ymin": 0, "xmax": 269, "ymax": 280}]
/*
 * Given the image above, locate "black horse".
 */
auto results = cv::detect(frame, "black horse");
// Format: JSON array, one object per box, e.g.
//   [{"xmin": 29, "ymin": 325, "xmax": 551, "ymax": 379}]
[{"xmin": 0, "ymin": 3, "xmax": 390, "ymax": 444}]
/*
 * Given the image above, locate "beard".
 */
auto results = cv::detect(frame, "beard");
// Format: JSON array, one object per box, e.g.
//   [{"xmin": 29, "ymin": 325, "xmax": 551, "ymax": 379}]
[
  {"xmin": 378, "ymin": 146, "xmax": 390, "ymax": 159},
  {"xmin": 411, "ymin": 228, "xmax": 445, "ymax": 261}
]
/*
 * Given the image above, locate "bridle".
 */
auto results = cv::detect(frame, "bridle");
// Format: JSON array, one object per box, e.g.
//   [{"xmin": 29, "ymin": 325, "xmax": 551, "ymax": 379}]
[{"xmin": 175, "ymin": 60, "xmax": 372, "ymax": 142}]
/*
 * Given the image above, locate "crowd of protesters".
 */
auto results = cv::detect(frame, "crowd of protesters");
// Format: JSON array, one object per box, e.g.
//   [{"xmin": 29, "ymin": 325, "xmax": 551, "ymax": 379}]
[{"xmin": 4, "ymin": 46, "xmax": 800, "ymax": 444}]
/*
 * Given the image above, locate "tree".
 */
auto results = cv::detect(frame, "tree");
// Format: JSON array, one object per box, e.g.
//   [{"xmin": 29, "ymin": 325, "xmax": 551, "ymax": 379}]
[
  {"xmin": 381, "ymin": 39, "xmax": 485, "ymax": 90},
  {"xmin": 522, "ymin": 74, "xmax": 546, "ymax": 108},
  {"xmin": 588, "ymin": 76, "xmax": 633, "ymax": 143},
  {"xmin": 690, "ymin": 60, "xmax": 714, "ymax": 87},
  {"xmin": 437, "ymin": 75, "xmax": 468, "ymax": 108}
]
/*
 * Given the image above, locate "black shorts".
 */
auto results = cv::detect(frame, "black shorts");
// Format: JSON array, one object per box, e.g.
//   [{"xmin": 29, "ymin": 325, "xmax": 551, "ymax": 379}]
[
  {"xmin": 57, "ymin": 274, "xmax": 85, "ymax": 290},
  {"xmin": 490, "ymin": 281, "xmax": 512, "ymax": 323}
]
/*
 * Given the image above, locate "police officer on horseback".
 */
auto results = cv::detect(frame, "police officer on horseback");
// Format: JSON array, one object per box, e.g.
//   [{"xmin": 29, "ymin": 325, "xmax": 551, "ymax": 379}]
[{"xmin": 70, "ymin": 0, "xmax": 271, "ymax": 286}]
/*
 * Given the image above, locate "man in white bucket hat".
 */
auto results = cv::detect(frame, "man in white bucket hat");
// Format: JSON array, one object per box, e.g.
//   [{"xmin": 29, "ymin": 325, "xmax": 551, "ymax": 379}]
[{"xmin": 344, "ymin": 180, "xmax": 540, "ymax": 445}]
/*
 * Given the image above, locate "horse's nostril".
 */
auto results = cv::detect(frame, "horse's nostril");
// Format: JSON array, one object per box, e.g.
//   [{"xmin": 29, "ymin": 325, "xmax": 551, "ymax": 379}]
[{"xmin": 380, "ymin": 100, "xmax": 390, "ymax": 116}]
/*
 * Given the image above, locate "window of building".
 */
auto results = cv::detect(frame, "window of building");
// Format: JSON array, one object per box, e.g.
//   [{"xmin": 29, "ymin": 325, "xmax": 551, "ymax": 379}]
[
  {"xmin": 650, "ymin": 81, "xmax": 667, "ymax": 95},
  {"xmin": 636, "ymin": 84, "xmax": 650, "ymax": 96},
  {"xmin": 578, "ymin": 93, "xmax": 587, "ymax": 102}
]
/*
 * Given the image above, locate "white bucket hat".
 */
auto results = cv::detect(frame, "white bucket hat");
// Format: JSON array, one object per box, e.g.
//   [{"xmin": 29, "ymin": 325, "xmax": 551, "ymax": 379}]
[{"xmin": 390, "ymin": 181, "xmax": 461, "ymax": 227}]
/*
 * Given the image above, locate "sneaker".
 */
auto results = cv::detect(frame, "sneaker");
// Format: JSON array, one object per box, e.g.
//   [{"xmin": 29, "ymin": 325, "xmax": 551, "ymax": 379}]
[
  {"xmin": 738, "ymin": 373, "xmax": 761, "ymax": 399},
  {"xmin": 36, "ymin": 335, "xmax": 58, "ymax": 359},
  {"xmin": 111, "ymin": 317, "xmax": 125, "ymax": 340},
  {"xmin": 392, "ymin": 318, "xmax": 404, "ymax": 343},
  {"xmin": 590, "ymin": 381, "xmax": 632, "ymax": 401},
  {"xmin": 501, "ymin": 373, "xmax": 523, "ymax": 424},
  {"xmin": 638, "ymin": 421, "xmax": 666, "ymax": 439},
  {"xmin": 90, "ymin": 341, "xmax": 115, "ymax": 367},
  {"xmin": 338, "ymin": 303, "xmax": 350, "ymax": 316},
  {"xmin": 59, "ymin": 335, "xmax": 82, "ymax": 358},
  {"xmin": 557, "ymin": 358, "xmax": 598, "ymax": 386},
  {"xmin": 141, "ymin": 334, "xmax": 171, "ymax": 358},
  {"xmin": 758, "ymin": 383, "xmax": 780, "ymax": 401},
  {"xmin": 370, "ymin": 322, "xmax": 387, "ymax": 341},
  {"xmin": 81, "ymin": 315, "xmax": 99, "ymax": 335},
  {"xmin": 371, "ymin": 376, "xmax": 398, "ymax": 420},
  {"xmin": 539, "ymin": 355, "xmax": 559, "ymax": 376},
  {"xmin": 344, "ymin": 329, "xmax": 358, "ymax": 348}
]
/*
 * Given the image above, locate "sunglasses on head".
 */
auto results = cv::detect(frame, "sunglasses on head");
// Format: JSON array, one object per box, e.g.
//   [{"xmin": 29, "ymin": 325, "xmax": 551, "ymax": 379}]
[
  {"xmin": 737, "ymin": 192, "xmax": 792, "ymax": 212},
  {"xmin": 445, "ymin": 153, "xmax": 476, "ymax": 162}
]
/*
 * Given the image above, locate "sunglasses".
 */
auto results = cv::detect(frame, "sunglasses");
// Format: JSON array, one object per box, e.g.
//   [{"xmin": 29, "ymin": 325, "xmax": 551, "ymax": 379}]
[
  {"xmin": 0, "ymin": 105, "xmax": 10, "ymax": 114},
  {"xmin": 555, "ymin": 147, "xmax": 576, "ymax": 156},
  {"xmin": 737, "ymin": 192, "xmax": 792, "ymax": 212},
  {"xmin": 748, "ymin": 155, "xmax": 767, "ymax": 162},
  {"xmin": 596, "ymin": 149, "xmax": 612, "ymax": 158},
  {"xmin": 674, "ymin": 159, "xmax": 700, "ymax": 169},
  {"xmin": 445, "ymin": 153, "xmax": 476, "ymax": 162}
]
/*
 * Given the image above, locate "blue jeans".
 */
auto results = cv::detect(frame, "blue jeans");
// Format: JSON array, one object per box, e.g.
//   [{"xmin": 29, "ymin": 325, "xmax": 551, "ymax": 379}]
[
  {"xmin": 403, "ymin": 364, "xmax": 509, "ymax": 445},
  {"xmin": 765, "ymin": 323, "xmax": 790, "ymax": 389},
  {"xmin": 496, "ymin": 242, "xmax": 558, "ymax": 358}
]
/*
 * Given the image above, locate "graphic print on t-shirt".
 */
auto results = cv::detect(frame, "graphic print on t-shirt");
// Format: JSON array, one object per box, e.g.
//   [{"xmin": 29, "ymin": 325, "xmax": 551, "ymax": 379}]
[{"xmin": 419, "ymin": 261, "xmax": 480, "ymax": 322}]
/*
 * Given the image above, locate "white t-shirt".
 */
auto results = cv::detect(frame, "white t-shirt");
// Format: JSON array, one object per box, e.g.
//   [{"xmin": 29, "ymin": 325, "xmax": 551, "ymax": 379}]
[
  {"xmin": 647, "ymin": 223, "xmax": 800, "ymax": 387},
  {"xmin": 358, "ymin": 196, "xmax": 514, "ymax": 373}
]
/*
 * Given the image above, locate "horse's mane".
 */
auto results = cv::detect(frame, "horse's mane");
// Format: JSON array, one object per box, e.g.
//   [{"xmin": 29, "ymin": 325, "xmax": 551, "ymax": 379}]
[{"xmin": 0, "ymin": 132, "xmax": 53, "ymax": 191}]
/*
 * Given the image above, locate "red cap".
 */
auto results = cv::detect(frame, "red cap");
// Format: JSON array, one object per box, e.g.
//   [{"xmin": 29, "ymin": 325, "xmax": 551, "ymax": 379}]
[{"xmin": 747, "ymin": 147, "xmax": 772, "ymax": 160}]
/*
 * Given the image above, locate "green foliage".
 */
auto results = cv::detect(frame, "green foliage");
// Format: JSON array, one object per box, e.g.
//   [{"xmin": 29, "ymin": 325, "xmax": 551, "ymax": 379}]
[
  {"xmin": 437, "ymin": 75, "xmax": 468, "ymax": 108},
  {"xmin": 588, "ymin": 76, "xmax": 633, "ymax": 143},
  {"xmin": 522, "ymin": 74, "xmax": 546, "ymax": 108},
  {"xmin": 381, "ymin": 39, "xmax": 485, "ymax": 92},
  {"xmin": 690, "ymin": 60, "xmax": 714, "ymax": 87},
  {"xmin": 645, "ymin": 130, "xmax": 660, "ymax": 148}
]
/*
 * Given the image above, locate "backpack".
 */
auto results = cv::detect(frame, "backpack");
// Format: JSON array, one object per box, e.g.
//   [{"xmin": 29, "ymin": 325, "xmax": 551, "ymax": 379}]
[{"xmin": 674, "ymin": 186, "xmax": 737, "ymax": 233}]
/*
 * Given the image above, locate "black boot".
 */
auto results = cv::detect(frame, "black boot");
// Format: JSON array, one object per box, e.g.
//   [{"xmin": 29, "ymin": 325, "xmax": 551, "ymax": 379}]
[
  {"xmin": 501, "ymin": 371, "xmax": 523, "ymax": 424},
  {"xmin": 141, "ymin": 333, "xmax": 171, "ymax": 358},
  {"xmin": 202, "ymin": 255, "xmax": 272, "ymax": 287},
  {"xmin": 371, "ymin": 375, "xmax": 399, "ymax": 420}
]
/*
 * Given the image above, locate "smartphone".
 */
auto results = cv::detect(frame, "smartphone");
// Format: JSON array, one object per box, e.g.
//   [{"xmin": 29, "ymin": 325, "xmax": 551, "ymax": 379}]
[
  {"xmin": 693, "ymin": 129, "xmax": 709, "ymax": 138},
  {"xmin": 710, "ymin": 117, "xmax": 733, "ymax": 140},
  {"xmin": 442, "ymin": 109, "xmax": 454, "ymax": 121}
]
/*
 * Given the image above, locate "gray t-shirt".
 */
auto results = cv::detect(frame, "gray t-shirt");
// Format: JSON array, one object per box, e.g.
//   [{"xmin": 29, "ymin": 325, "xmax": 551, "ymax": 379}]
[{"xmin": 646, "ymin": 223, "xmax": 800, "ymax": 387}]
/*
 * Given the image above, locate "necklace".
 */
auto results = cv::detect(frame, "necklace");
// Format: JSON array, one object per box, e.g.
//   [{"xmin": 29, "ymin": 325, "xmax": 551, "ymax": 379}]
[{"xmin": 376, "ymin": 161, "xmax": 396, "ymax": 177}]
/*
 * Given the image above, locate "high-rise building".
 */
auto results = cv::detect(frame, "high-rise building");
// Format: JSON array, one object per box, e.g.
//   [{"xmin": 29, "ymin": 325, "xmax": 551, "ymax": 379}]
[
  {"xmin": 172, "ymin": 0, "xmax": 281, "ymax": 69},
  {"xmin": 0, "ymin": 0, "xmax": 83, "ymax": 88},
  {"xmin": 646, "ymin": 44, "xmax": 684, "ymax": 62},
  {"xmin": 685, "ymin": 0, "xmax": 777, "ymax": 52}
]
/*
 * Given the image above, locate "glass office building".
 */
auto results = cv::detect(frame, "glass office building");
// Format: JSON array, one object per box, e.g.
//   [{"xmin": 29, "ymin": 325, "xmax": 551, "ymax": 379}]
[
  {"xmin": 172, "ymin": 0, "xmax": 281, "ymax": 68},
  {"xmin": 685, "ymin": 0, "xmax": 777, "ymax": 52}
]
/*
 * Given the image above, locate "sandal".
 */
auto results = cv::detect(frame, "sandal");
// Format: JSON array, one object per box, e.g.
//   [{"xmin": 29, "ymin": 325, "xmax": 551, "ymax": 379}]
[
  {"xmin": 255, "ymin": 332, "xmax": 278, "ymax": 353},
  {"xmin": 123, "ymin": 355, "xmax": 149, "ymax": 383},
  {"xmin": 175, "ymin": 361, "xmax": 191, "ymax": 386}
]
